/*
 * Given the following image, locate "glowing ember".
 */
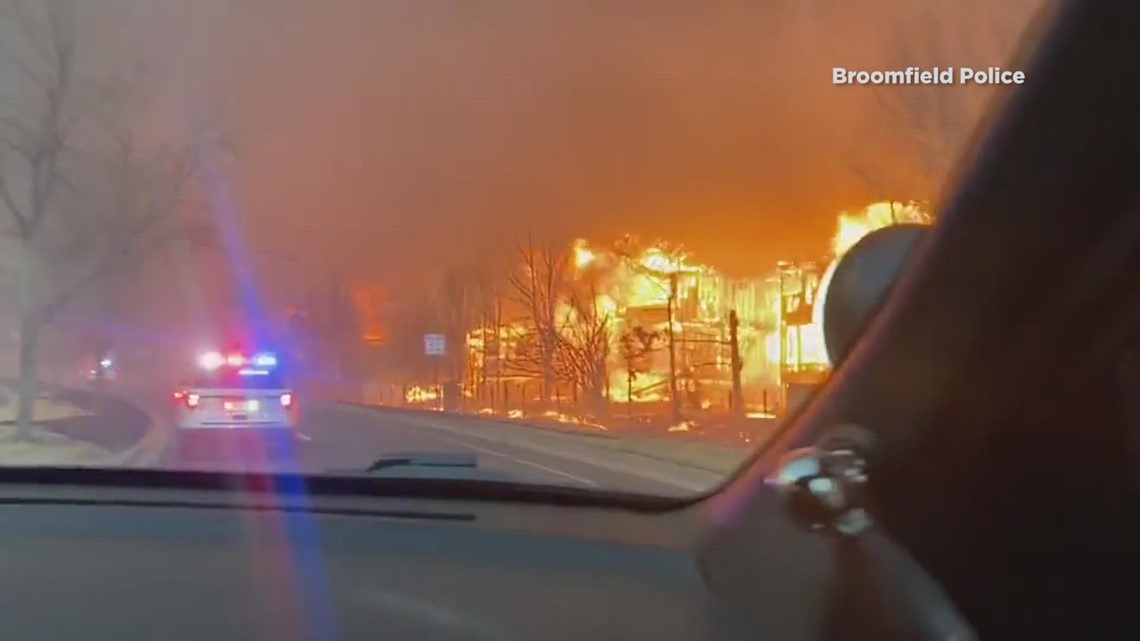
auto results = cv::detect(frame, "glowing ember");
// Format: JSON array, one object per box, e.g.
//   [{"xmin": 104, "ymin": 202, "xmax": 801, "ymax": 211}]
[{"xmin": 405, "ymin": 385, "xmax": 439, "ymax": 403}]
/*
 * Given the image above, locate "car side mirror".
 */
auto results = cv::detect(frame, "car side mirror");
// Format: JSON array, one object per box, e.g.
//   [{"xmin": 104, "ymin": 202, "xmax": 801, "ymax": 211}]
[{"xmin": 819, "ymin": 224, "xmax": 930, "ymax": 366}]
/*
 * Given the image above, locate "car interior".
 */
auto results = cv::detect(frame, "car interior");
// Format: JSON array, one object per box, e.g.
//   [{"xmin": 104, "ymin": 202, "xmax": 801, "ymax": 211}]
[{"xmin": 0, "ymin": 1, "xmax": 1129, "ymax": 639}]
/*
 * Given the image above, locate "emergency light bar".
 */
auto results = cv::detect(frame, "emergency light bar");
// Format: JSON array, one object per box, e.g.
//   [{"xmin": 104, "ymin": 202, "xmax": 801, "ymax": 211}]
[
  {"xmin": 252, "ymin": 353, "xmax": 278, "ymax": 368},
  {"xmin": 198, "ymin": 351, "xmax": 225, "ymax": 370},
  {"xmin": 197, "ymin": 351, "xmax": 279, "ymax": 371}
]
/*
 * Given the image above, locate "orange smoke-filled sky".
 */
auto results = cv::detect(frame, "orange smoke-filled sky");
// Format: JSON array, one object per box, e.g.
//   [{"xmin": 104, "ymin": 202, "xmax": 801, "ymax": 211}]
[{"xmin": 110, "ymin": 0, "xmax": 1045, "ymax": 298}]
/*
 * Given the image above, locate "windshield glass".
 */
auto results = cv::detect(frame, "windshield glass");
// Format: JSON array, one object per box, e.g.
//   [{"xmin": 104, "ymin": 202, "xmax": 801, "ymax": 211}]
[{"xmin": 0, "ymin": 0, "xmax": 1045, "ymax": 496}]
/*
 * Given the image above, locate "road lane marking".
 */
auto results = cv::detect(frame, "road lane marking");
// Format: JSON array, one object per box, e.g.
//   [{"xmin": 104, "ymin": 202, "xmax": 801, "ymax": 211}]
[
  {"xmin": 424, "ymin": 431, "xmax": 600, "ymax": 487},
  {"xmin": 362, "ymin": 409, "xmax": 713, "ymax": 492},
  {"xmin": 372, "ymin": 421, "xmax": 601, "ymax": 487},
  {"xmin": 297, "ymin": 433, "xmax": 312, "ymax": 442}
]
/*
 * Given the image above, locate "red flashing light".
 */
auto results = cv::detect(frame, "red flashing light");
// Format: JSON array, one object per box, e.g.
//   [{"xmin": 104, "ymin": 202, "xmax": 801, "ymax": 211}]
[{"xmin": 226, "ymin": 353, "xmax": 244, "ymax": 367}]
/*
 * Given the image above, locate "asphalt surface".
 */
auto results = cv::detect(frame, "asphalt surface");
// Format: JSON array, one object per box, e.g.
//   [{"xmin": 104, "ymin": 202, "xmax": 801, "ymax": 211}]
[
  {"xmin": 1, "ymin": 378, "xmax": 714, "ymax": 494},
  {"xmin": 162, "ymin": 402, "xmax": 693, "ymax": 495}
]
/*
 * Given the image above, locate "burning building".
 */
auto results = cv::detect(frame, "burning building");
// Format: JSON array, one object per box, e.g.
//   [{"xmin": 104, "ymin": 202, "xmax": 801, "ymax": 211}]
[{"xmin": 446, "ymin": 201, "xmax": 929, "ymax": 418}]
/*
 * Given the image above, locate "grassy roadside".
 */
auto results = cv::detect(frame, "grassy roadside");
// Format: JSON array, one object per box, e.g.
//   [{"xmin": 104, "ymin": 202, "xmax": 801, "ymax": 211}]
[
  {"xmin": 0, "ymin": 424, "xmax": 113, "ymax": 466},
  {"xmin": 0, "ymin": 395, "xmax": 93, "ymax": 423},
  {"xmin": 0, "ymin": 384, "xmax": 118, "ymax": 466}
]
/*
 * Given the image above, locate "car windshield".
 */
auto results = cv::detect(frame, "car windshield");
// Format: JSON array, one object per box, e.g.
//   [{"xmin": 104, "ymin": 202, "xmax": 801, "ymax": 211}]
[{"xmin": 0, "ymin": 0, "xmax": 1045, "ymax": 496}]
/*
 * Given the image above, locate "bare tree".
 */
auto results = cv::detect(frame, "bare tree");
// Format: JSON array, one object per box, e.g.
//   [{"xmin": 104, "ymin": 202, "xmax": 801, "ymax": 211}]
[
  {"xmin": 552, "ymin": 287, "xmax": 612, "ymax": 417},
  {"xmin": 851, "ymin": 1, "xmax": 1047, "ymax": 205},
  {"xmin": 507, "ymin": 234, "xmax": 566, "ymax": 405},
  {"xmin": 41, "ymin": 136, "xmax": 202, "ymax": 324},
  {"xmin": 617, "ymin": 325, "xmax": 659, "ymax": 411},
  {"xmin": 437, "ymin": 265, "xmax": 477, "ymax": 395},
  {"xmin": 0, "ymin": 1, "xmax": 206, "ymax": 437},
  {"xmin": 308, "ymin": 272, "xmax": 363, "ymax": 382},
  {"xmin": 471, "ymin": 268, "xmax": 503, "ymax": 404}
]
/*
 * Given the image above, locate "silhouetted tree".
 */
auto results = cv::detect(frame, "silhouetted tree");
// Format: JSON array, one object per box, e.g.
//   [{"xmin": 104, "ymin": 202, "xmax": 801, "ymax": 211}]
[
  {"xmin": 850, "ymin": 0, "xmax": 1048, "ymax": 205},
  {"xmin": 0, "ymin": 0, "xmax": 210, "ymax": 437}
]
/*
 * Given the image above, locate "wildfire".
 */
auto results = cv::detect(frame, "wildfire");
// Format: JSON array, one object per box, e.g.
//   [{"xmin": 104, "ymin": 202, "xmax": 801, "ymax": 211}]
[
  {"xmin": 832, "ymin": 201, "xmax": 931, "ymax": 257},
  {"xmin": 573, "ymin": 238, "xmax": 596, "ymax": 270},
  {"xmin": 405, "ymin": 385, "xmax": 439, "ymax": 404},
  {"xmin": 351, "ymin": 284, "xmax": 390, "ymax": 345},
  {"xmin": 459, "ymin": 200, "xmax": 930, "ymax": 415},
  {"xmin": 808, "ymin": 200, "xmax": 933, "ymax": 358}
]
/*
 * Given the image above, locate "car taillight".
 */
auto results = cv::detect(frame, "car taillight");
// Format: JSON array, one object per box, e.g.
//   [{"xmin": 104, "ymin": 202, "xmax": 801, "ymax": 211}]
[
  {"xmin": 280, "ymin": 393, "xmax": 293, "ymax": 408},
  {"xmin": 185, "ymin": 393, "xmax": 200, "ymax": 409}
]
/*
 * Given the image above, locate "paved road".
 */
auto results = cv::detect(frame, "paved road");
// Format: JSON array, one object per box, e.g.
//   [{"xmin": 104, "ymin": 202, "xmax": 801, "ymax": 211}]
[{"xmin": 162, "ymin": 402, "xmax": 694, "ymax": 495}]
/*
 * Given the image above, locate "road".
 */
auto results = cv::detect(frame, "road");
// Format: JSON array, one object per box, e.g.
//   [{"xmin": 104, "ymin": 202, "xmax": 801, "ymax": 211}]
[
  {"xmin": 156, "ymin": 401, "xmax": 701, "ymax": 496},
  {"xmin": 7, "ymin": 377, "xmax": 722, "ymax": 495}
]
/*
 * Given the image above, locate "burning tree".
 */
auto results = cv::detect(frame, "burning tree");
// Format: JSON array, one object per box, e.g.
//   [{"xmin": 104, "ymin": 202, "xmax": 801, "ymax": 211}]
[
  {"xmin": 552, "ymin": 287, "xmax": 613, "ymax": 416},
  {"xmin": 613, "ymin": 238, "xmax": 690, "ymax": 422},
  {"xmin": 0, "ymin": 1, "xmax": 210, "ymax": 438},
  {"xmin": 507, "ymin": 235, "xmax": 565, "ymax": 404},
  {"xmin": 505, "ymin": 235, "xmax": 617, "ymax": 414},
  {"xmin": 617, "ymin": 325, "xmax": 660, "ymax": 410}
]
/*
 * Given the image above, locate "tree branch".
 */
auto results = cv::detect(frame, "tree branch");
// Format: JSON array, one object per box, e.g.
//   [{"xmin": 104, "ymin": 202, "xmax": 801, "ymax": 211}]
[{"xmin": 40, "ymin": 146, "xmax": 198, "ymax": 323}]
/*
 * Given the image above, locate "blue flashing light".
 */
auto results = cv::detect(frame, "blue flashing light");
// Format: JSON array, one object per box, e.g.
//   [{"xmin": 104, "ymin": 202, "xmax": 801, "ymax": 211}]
[{"xmin": 252, "ymin": 352, "xmax": 278, "ymax": 368}]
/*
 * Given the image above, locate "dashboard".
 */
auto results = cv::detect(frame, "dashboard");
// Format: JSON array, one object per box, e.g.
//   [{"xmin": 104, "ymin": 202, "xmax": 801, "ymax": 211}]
[{"xmin": 0, "ymin": 482, "xmax": 757, "ymax": 641}]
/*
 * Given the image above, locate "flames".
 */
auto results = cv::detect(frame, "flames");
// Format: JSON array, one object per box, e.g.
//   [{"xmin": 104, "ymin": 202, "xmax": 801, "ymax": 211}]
[
  {"xmin": 351, "ymin": 284, "xmax": 390, "ymax": 345},
  {"xmin": 405, "ymin": 385, "xmax": 439, "ymax": 403},
  {"xmin": 453, "ymin": 200, "xmax": 930, "ymax": 415},
  {"xmin": 832, "ymin": 201, "xmax": 931, "ymax": 256},
  {"xmin": 810, "ymin": 200, "xmax": 932, "ymax": 346}
]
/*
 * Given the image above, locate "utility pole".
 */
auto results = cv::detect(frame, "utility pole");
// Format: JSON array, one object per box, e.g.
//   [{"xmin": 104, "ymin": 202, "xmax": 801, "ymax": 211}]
[
  {"xmin": 666, "ymin": 271, "xmax": 681, "ymax": 422},
  {"xmin": 729, "ymin": 310, "xmax": 744, "ymax": 419},
  {"xmin": 776, "ymin": 262, "xmax": 789, "ymax": 414}
]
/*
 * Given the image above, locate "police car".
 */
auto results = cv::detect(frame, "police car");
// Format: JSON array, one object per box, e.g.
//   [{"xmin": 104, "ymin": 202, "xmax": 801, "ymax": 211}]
[{"xmin": 172, "ymin": 349, "xmax": 300, "ymax": 450}]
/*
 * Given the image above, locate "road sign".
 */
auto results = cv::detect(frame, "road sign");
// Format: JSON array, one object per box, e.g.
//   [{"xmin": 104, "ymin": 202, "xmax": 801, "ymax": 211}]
[{"xmin": 424, "ymin": 334, "xmax": 446, "ymax": 356}]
